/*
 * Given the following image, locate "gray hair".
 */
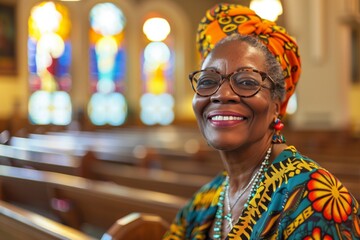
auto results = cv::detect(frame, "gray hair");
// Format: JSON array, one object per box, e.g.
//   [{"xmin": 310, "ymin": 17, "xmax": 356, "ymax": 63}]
[{"xmin": 210, "ymin": 33, "xmax": 285, "ymax": 101}]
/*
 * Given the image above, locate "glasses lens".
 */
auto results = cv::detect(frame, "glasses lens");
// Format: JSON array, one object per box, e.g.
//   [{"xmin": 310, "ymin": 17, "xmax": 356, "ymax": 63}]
[
  {"xmin": 192, "ymin": 71, "xmax": 221, "ymax": 96},
  {"xmin": 230, "ymin": 71, "xmax": 262, "ymax": 96}
]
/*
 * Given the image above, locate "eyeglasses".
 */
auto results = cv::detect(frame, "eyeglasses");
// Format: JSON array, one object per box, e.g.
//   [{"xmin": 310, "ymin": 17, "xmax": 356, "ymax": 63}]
[{"xmin": 189, "ymin": 67, "xmax": 275, "ymax": 97}]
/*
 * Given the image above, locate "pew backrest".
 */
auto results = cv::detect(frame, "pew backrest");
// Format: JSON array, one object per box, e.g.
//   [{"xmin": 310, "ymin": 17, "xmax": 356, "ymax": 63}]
[{"xmin": 0, "ymin": 165, "xmax": 187, "ymax": 233}]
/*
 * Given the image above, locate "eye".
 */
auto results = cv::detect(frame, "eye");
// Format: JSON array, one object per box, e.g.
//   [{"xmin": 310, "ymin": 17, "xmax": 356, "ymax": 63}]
[
  {"xmin": 195, "ymin": 72, "xmax": 220, "ymax": 89},
  {"xmin": 232, "ymin": 73, "xmax": 261, "ymax": 90}
]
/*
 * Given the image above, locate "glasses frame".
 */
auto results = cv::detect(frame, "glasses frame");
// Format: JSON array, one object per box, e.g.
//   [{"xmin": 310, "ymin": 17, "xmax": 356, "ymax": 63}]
[{"xmin": 189, "ymin": 67, "xmax": 275, "ymax": 98}]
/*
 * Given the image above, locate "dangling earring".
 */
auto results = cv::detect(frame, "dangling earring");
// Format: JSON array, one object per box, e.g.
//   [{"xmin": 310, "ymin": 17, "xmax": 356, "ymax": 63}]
[{"xmin": 272, "ymin": 117, "xmax": 286, "ymax": 144}]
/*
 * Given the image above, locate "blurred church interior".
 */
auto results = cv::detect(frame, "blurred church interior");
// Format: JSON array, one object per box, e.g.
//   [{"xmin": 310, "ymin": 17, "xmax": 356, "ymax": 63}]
[{"xmin": 0, "ymin": 0, "xmax": 359, "ymax": 239}]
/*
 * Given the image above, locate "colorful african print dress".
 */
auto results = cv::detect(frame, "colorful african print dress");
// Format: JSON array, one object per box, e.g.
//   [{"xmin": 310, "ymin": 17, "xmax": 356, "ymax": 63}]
[{"xmin": 163, "ymin": 146, "xmax": 360, "ymax": 239}]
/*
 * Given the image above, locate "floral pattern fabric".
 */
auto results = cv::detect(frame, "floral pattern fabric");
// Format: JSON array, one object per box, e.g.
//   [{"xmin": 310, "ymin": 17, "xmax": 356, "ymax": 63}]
[{"xmin": 163, "ymin": 146, "xmax": 360, "ymax": 239}]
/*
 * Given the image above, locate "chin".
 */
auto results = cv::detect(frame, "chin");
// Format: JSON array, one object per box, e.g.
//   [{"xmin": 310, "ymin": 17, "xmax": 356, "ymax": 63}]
[{"xmin": 206, "ymin": 139, "xmax": 240, "ymax": 151}]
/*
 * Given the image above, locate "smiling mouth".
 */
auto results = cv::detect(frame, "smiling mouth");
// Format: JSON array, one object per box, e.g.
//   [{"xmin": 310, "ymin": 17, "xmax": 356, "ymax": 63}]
[{"xmin": 210, "ymin": 115, "xmax": 245, "ymax": 121}]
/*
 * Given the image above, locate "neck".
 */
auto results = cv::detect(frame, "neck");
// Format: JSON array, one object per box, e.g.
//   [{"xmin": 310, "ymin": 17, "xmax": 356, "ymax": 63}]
[
  {"xmin": 219, "ymin": 143, "xmax": 271, "ymax": 187},
  {"xmin": 212, "ymin": 144, "xmax": 274, "ymax": 240}
]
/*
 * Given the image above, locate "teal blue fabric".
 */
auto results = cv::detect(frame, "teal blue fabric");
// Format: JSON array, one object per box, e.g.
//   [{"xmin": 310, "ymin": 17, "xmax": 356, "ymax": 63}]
[{"xmin": 163, "ymin": 146, "xmax": 360, "ymax": 239}]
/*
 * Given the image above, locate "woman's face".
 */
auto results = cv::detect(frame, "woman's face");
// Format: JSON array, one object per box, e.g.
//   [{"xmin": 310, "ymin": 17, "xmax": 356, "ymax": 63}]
[{"xmin": 192, "ymin": 40, "xmax": 280, "ymax": 151}]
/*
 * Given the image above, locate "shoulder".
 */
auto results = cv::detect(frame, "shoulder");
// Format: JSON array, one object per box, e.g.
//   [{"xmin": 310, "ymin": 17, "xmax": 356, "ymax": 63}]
[
  {"xmin": 170, "ymin": 172, "xmax": 225, "ymax": 220},
  {"xmin": 269, "ymin": 146, "xmax": 355, "ymax": 196},
  {"xmin": 164, "ymin": 173, "xmax": 225, "ymax": 239},
  {"xmin": 184, "ymin": 172, "xmax": 225, "ymax": 211},
  {"xmin": 269, "ymin": 146, "xmax": 321, "ymax": 186},
  {"xmin": 265, "ymin": 146, "xmax": 360, "ymax": 239}
]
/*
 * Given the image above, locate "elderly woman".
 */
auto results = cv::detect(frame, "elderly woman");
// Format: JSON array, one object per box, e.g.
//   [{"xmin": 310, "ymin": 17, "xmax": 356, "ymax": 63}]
[{"xmin": 163, "ymin": 3, "xmax": 360, "ymax": 240}]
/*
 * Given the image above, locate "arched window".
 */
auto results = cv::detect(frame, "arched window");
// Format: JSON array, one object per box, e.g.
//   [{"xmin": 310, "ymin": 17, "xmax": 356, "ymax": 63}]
[
  {"xmin": 140, "ymin": 17, "xmax": 175, "ymax": 125},
  {"xmin": 87, "ymin": 3, "xmax": 127, "ymax": 126},
  {"xmin": 28, "ymin": 1, "xmax": 72, "ymax": 125}
]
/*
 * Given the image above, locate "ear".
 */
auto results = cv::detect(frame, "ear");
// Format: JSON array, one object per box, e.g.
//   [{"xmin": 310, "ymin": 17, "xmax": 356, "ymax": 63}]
[{"xmin": 272, "ymin": 98, "xmax": 281, "ymax": 118}]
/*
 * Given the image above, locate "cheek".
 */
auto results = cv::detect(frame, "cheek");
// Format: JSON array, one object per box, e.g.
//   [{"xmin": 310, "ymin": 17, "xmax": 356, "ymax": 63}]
[
  {"xmin": 244, "ymin": 94, "xmax": 277, "ymax": 122},
  {"xmin": 192, "ymin": 95, "xmax": 209, "ymax": 129},
  {"xmin": 192, "ymin": 95, "xmax": 206, "ymax": 118}
]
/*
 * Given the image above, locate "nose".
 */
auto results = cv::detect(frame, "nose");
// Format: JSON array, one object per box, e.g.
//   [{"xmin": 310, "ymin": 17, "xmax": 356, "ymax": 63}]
[{"xmin": 210, "ymin": 79, "xmax": 240, "ymax": 103}]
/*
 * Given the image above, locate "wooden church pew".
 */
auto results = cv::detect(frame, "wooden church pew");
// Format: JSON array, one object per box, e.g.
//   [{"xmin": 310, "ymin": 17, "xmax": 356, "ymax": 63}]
[
  {"xmin": 8, "ymin": 135, "xmax": 223, "ymax": 177},
  {"xmin": 39, "ymin": 128, "xmax": 360, "ymax": 160},
  {"xmin": 15, "ymin": 127, "xmax": 221, "ymax": 162},
  {"xmin": 0, "ymin": 165, "xmax": 187, "ymax": 237},
  {"xmin": 101, "ymin": 212, "xmax": 169, "ymax": 240},
  {"xmin": 49, "ymin": 177, "xmax": 185, "ymax": 231},
  {"xmin": 1, "ymin": 138, "xmax": 359, "ymax": 199},
  {"xmin": 284, "ymin": 130, "xmax": 360, "ymax": 157},
  {"xmin": 85, "ymin": 160, "xmax": 211, "ymax": 198},
  {"xmin": 9, "ymin": 133, "xmax": 218, "ymax": 166},
  {"xmin": 0, "ymin": 166, "xmax": 54, "ymax": 216},
  {"xmin": 0, "ymin": 143, "xmax": 81, "ymax": 175},
  {"xmin": 0, "ymin": 144, "xmax": 358, "ymax": 204},
  {"xmin": 0, "ymin": 143, "xmax": 213, "ymax": 198},
  {"xmin": 5, "ymin": 134, "xmax": 359, "ymax": 195},
  {"xmin": 9, "ymin": 135, "xmax": 138, "ymax": 166},
  {"xmin": 43, "ymin": 127, "xmax": 210, "ymax": 155},
  {"xmin": 4, "ymin": 138, "xmax": 357, "ymax": 183},
  {"xmin": 11, "ymin": 131, "xmax": 360, "ymax": 172},
  {"xmin": 0, "ymin": 200, "xmax": 94, "ymax": 240},
  {"xmin": 14, "ymin": 128, "xmax": 360, "ymax": 163}
]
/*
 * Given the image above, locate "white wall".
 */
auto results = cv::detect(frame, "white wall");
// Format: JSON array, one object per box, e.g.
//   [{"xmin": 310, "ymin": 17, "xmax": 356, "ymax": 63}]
[{"xmin": 285, "ymin": 0, "xmax": 356, "ymax": 130}]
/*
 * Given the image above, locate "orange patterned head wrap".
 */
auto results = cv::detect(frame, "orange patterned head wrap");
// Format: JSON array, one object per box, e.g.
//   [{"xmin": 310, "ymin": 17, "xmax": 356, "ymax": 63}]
[{"xmin": 196, "ymin": 3, "xmax": 301, "ymax": 117}]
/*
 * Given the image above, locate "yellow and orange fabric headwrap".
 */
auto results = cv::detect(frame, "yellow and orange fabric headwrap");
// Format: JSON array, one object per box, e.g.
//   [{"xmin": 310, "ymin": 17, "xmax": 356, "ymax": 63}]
[{"xmin": 196, "ymin": 3, "xmax": 301, "ymax": 117}]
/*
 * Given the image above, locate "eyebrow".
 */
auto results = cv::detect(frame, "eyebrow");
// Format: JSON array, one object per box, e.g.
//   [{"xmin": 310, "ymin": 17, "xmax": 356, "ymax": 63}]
[{"xmin": 201, "ymin": 66, "xmax": 257, "ymax": 73}]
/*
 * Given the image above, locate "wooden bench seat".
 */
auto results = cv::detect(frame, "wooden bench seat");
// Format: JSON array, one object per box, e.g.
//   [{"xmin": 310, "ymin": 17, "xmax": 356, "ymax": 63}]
[
  {"xmin": 0, "ymin": 200, "xmax": 94, "ymax": 240},
  {"xmin": 0, "ymin": 165, "xmax": 186, "ymax": 237}
]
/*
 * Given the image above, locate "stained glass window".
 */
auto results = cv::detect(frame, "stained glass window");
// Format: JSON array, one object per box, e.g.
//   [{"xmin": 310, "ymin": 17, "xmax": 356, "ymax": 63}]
[
  {"xmin": 28, "ymin": 1, "xmax": 72, "ymax": 125},
  {"xmin": 88, "ymin": 3, "xmax": 127, "ymax": 126},
  {"xmin": 286, "ymin": 93, "xmax": 298, "ymax": 115},
  {"xmin": 140, "ymin": 17, "xmax": 175, "ymax": 125}
]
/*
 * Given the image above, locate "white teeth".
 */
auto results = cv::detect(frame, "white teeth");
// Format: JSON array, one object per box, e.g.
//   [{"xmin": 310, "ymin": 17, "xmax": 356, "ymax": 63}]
[{"xmin": 211, "ymin": 115, "xmax": 244, "ymax": 121}]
